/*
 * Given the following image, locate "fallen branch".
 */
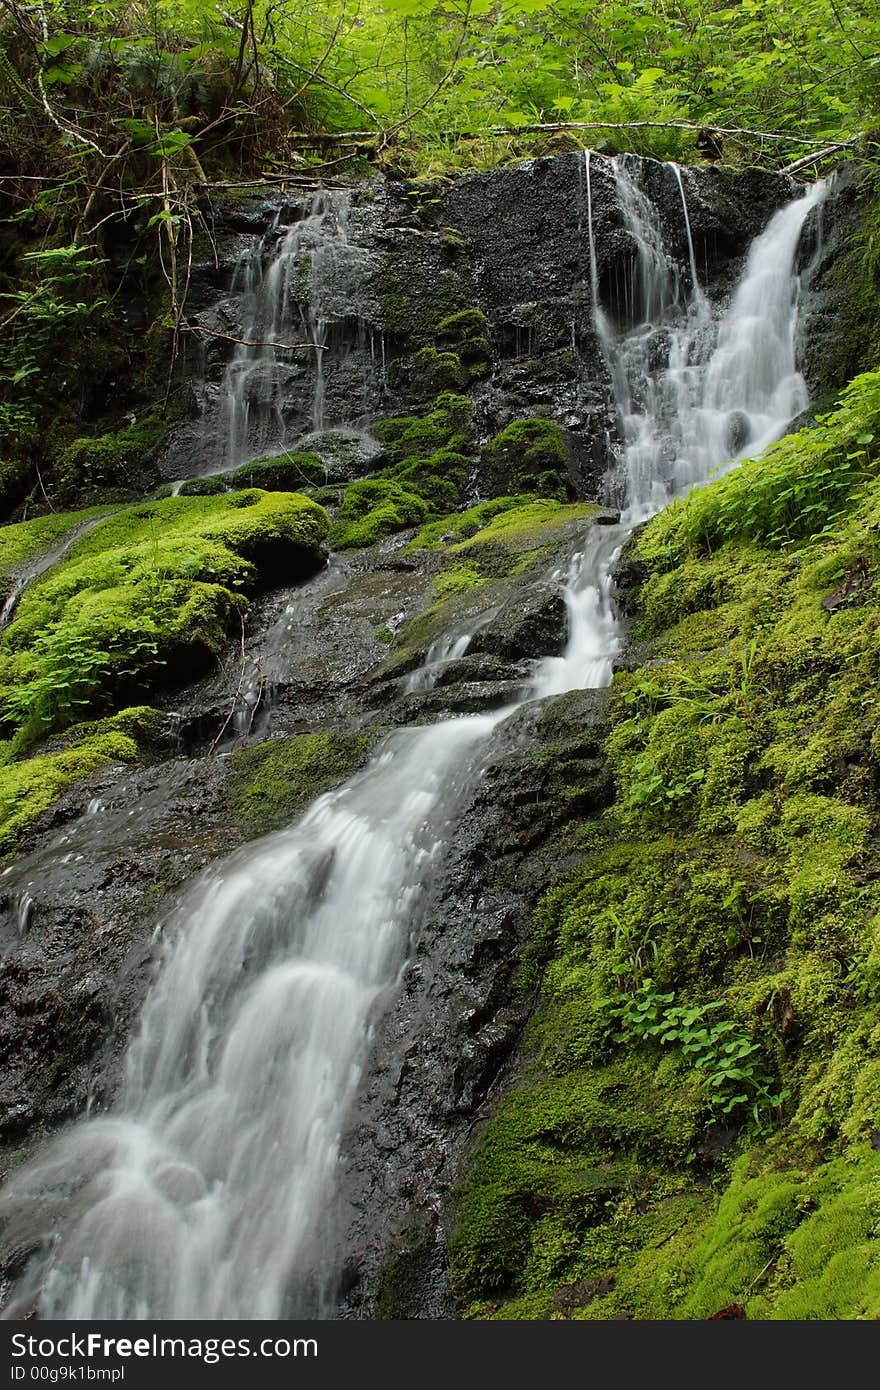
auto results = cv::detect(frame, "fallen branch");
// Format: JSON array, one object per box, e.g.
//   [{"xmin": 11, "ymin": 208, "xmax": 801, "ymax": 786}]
[
  {"xmin": 782, "ymin": 138, "xmax": 860, "ymax": 175},
  {"xmin": 181, "ymin": 323, "xmax": 326, "ymax": 352},
  {"xmin": 281, "ymin": 119, "xmax": 864, "ymax": 149}
]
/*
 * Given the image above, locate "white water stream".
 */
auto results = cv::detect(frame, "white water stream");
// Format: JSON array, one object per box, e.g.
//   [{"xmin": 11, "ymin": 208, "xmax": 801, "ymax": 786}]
[
  {"xmin": 209, "ymin": 192, "xmax": 375, "ymax": 473},
  {"xmin": 0, "ymin": 158, "xmax": 824, "ymax": 1320}
]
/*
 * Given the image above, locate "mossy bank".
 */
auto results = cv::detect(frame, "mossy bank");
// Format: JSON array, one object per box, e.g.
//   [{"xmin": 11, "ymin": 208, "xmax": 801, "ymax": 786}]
[{"xmin": 450, "ymin": 370, "xmax": 880, "ymax": 1320}]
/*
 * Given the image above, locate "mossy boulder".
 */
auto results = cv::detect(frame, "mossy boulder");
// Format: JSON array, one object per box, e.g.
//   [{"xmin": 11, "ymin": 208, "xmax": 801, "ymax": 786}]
[
  {"xmin": 411, "ymin": 348, "xmax": 466, "ymax": 395},
  {"xmin": 0, "ymin": 706, "xmax": 159, "ymax": 859},
  {"xmin": 391, "ymin": 449, "xmax": 470, "ymax": 513},
  {"xmin": 330, "ymin": 479, "xmax": 430, "ymax": 550},
  {"xmin": 437, "ymin": 308, "xmax": 492, "ymax": 378},
  {"xmin": 0, "ymin": 490, "xmax": 329, "ymax": 742},
  {"xmin": 482, "ymin": 418, "xmax": 571, "ymax": 500},
  {"xmin": 372, "ymin": 393, "xmax": 474, "ymax": 466},
  {"xmin": 178, "ymin": 475, "xmax": 227, "ymax": 496},
  {"xmin": 230, "ymin": 453, "xmax": 327, "ymax": 492}
]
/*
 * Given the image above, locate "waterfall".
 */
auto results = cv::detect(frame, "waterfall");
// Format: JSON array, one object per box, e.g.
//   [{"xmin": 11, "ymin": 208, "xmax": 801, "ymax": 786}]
[
  {"xmin": 202, "ymin": 192, "xmax": 376, "ymax": 475},
  {"xmin": 0, "ymin": 161, "xmax": 825, "ymax": 1321}
]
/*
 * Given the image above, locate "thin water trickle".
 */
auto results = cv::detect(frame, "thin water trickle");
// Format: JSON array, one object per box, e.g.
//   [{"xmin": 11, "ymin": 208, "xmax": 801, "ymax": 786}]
[{"xmin": 0, "ymin": 162, "xmax": 826, "ymax": 1320}]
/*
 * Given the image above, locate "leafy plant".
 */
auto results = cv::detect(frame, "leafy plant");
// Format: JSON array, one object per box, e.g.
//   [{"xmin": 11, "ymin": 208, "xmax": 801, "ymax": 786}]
[
  {"xmin": 0, "ymin": 245, "xmax": 107, "ymax": 447},
  {"xmin": 608, "ymin": 978, "xmax": 786, "ymax": 1130}
]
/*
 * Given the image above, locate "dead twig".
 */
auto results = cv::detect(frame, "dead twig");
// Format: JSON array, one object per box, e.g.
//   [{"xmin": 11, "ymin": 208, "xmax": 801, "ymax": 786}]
[{"xmin": 180, "ymin": 324, "xmax": 326, "ymax": 352}]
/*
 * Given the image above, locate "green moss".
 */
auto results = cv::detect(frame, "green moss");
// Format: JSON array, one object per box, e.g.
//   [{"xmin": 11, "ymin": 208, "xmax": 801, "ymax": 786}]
[
  {"xmin": 391, "ymin": 449, "xmax": 470, "ymax": 513},
  {"xmin": 227, "ymin": 730, "xmax": 374, "ymax": 832},
  {"xmin": 330, "ymin": 478, "xmax": 430, "ymax": 550},
  {"xmin": 229, "ymin": 453, "xmax": 327, "ymax": 491},
  {"xmin": 436, "ymin": 309, "xmax": 492, "ymax": 377},
  {"xmin": 54, "ymin": 410, "xmax": 168, "ymax": 505},
  {"xmin": 178, "ymin": 475, "xmax": 227, "ymax": 496},
  {"xmin": 373, "ymin": 393, "xmax": 474, "ymax": 465},
  {"xmin": 434, "ymin": 564, "xmax": 485, "ymax": 597},
  {"xmin": 0, "ymin": 706, "xmax": 158, "ymax": 857},
  {"xmin": 411, "ymin": 348, "xmax": 466, "ymax": 394},
  {"xmin": 482, "ymin": 417, "xmax": 570, "ymax": 499},
  {"xmin": 0, "ymin": 491, "xmax": 328, "ymax": 742},
  {"xmin": 408, "ymin": 497, "xmax": 527, "ymax": 551},
  {"xmin": 0, "ymin": 506, "xmax": 109, "ymax": 587}
]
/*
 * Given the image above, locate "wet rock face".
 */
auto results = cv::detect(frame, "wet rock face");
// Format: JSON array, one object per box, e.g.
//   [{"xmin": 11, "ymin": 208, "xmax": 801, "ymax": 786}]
[
  {"xmin": 795, "ymin": 162, "xmax": 872, "ymax": 399},
  {"xmin": 166, "ymin": 154, "xmax": 806, "ymax": 492},
  {"xmin": 333, "ymin": 687, "xmax": 614, "ymax": 1318}
]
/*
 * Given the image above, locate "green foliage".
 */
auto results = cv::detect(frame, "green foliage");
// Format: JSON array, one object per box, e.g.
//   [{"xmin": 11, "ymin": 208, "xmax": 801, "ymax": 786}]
[
  {"xmin": 0, "ymin": 245, "xmax": 107, "ymax": 449},
  {"xmin": 608, "ymin": 980, "xmax": 785, "ymax": 1127},
  {"xmin": 642, "ymin": 371, "xmax": 880, "ymax": 560},
  {"xmin": 55, "ymin": 411, "xmax": 167, "ymax": 505},
  {"xmin": 454, "ymin": 372, "xmax": 880, "ymax": 1319},
  {"xmin": 227, "ymin": 730, "xmax": 374, "ymax": 832}
]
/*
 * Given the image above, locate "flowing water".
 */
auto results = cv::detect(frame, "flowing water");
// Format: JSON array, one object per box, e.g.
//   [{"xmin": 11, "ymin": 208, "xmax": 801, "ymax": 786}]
[
  {"xmin": 203, "ymin": 192, "xmax": 377, "ymax": 475},
  {"xmin": 0, "ymin": 158, "xmax": 825, "ymax": 1320}
]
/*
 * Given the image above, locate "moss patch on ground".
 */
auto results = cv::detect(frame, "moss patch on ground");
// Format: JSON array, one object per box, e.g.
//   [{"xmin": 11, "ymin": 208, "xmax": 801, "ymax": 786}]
[
  {"xmin": 226, "ymin": 730, "xmax": 375, "ymax": 833},
  {"xmin": 0, "ymin": 507, "xmax": 109, "ymax": 592},
  {"xmin": 330, "ymin": 393, "xmax": 476, "ymax": 550},
  {"xmin": 387, "ymin": 498, "xmax": 595, "ymax": 661},
  {"xmin": 451, "ymin": 369, "xmax": 880, "ymax": 1320}
]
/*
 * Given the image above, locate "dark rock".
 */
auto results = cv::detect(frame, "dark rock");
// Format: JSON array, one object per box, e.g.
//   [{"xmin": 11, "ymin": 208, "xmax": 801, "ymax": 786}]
[{"xmin": 468, "ymin": 589, "xmax": 567, "ymax": 661}]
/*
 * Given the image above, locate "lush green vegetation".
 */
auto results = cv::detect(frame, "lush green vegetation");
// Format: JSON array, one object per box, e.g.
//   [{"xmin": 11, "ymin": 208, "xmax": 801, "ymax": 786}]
[
  {"xmin": 2, "ymin": 0, "xmax": 877, "ymax": 486},
  {"xmin": 0, "ymin": 706, "xmax": 159, "ymax": 856},
  {"xmin": 451, "ymin": 371, "xmax": 880, "ymax": 1319}
]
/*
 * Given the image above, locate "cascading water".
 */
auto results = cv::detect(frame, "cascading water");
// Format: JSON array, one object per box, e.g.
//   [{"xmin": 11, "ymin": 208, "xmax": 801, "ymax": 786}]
[
  {"xmin": 0, "ymin": 158, "xmax": 825, "ymax": 1320},
  {"xmin": 201, "ymin": 191, "xmax": 378, "ymax": 476},
  {"xmin": 404, "ymin": 634, "xmax": 473, "ymax": 694}
]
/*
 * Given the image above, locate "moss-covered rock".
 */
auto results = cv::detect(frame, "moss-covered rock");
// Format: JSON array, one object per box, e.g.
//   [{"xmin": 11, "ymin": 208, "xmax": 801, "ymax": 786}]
[
  {"xmin": 482, "ymin": 418, "xmax": 571, "ymax": 499},
  {"xmin": 411, "ymin": 348, "xmax": 466, "ymax": 394},
  {"xmin": 373, "ymin": 393, "xmax": 474, "ymax": 465},
  {"xmin": 330, "ymin": 478, "xmax": 430, "ymax": 550},
  {"xmin": 178, "ymin": 475, "xmax": 228, "ymax": 496},
  {"xmin": 229, "ymin": 453, "xmax": 327, "ymax": 492},
  {"xmin": 329, "ymin": 394, "xmax": 478, "ymax": 551},
  {"xmin": 226, "ymin": 730, "xmax": 375, "ymax": 833},
  {"xmin": 0, "ymin": 706, "xmax": 159, "ymax": 859},
  {"xmin": 0, "ymin": 490, "xmax": 329, "ymax": 743},
  {"xmin": 437, "ymin": 308, "xmax": 492, "ymax": 378}
]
